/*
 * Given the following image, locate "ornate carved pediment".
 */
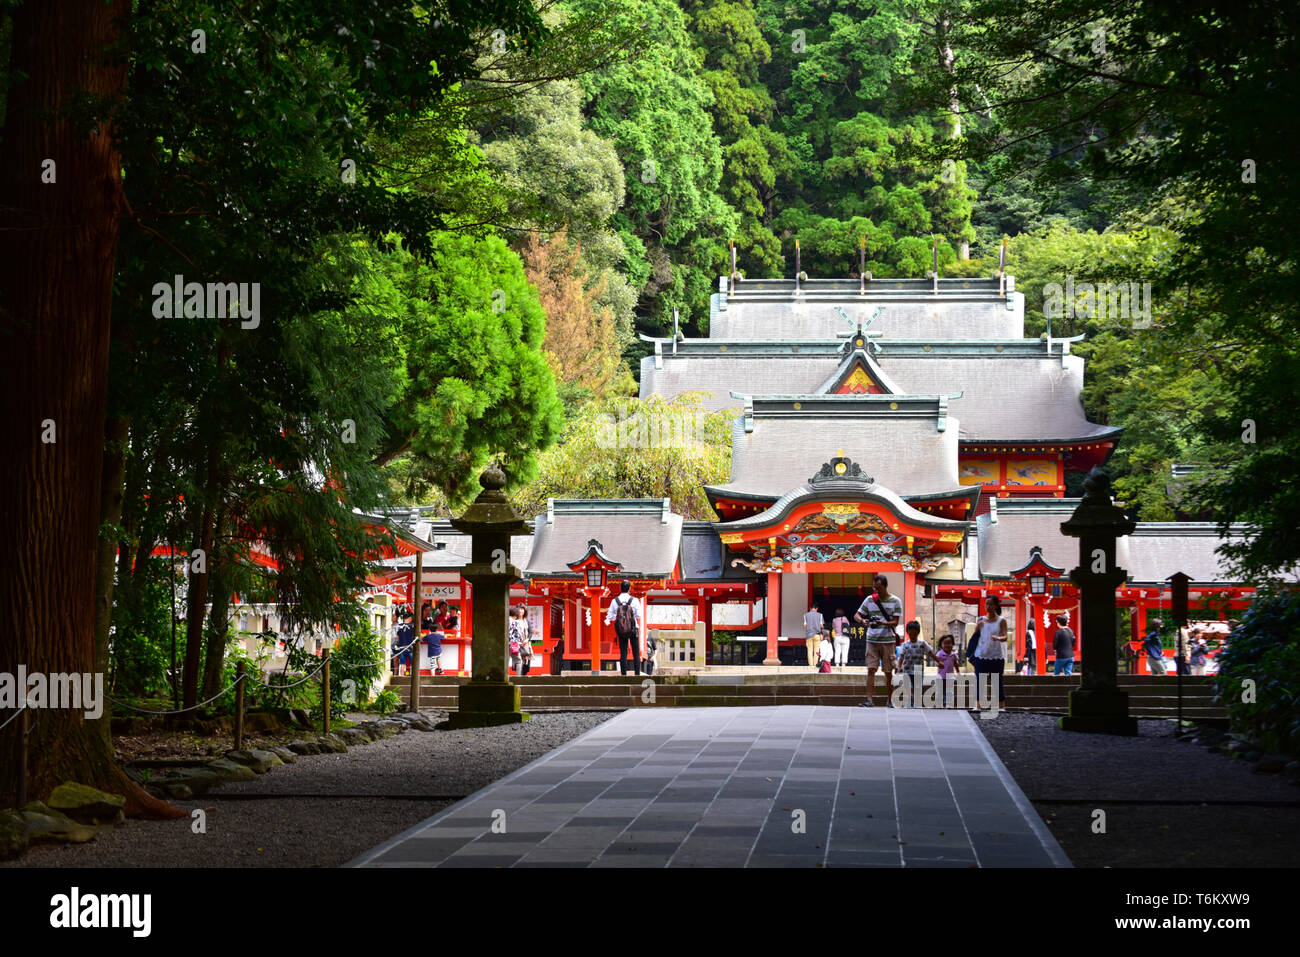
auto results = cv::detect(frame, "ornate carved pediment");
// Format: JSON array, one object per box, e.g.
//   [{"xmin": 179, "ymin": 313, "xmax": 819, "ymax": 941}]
[
  {"xmin": 844, "ymin": 513, "xmax": 890, "ymax": 533},
  {"xmin": 791, "ymin": 512, "xmax": 840, "ymax": 534},
  {"xmin": 808, "ymin": 454, "xmax": 873, "ymax": 486}
]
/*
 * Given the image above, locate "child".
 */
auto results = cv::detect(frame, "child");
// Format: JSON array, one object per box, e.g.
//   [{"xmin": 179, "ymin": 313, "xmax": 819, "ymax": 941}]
[
  {"xmin": 817, "ymin": 628, "xmax": 835, "ymax": 673},
  {"xmin": 896, "ymin": 621, "xmax": 936, "ymax": 707},
  {"xmin": 934, "ymin": 634, "xmax": 959, "ymax": 707}
]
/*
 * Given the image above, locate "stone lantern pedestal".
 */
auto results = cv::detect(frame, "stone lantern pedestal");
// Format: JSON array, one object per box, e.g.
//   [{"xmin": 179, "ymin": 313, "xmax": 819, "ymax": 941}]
[
  {"xmin": 447, "ymin": 465, "xmax": 532, "ymax": 728},
  {"xmin": 1059, "ymin": 467, "xmax": 1138, "ymax": 735}
]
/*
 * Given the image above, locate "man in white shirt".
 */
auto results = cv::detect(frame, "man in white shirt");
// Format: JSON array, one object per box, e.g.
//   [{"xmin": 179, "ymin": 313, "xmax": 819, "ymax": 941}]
[
  {"xmin": 803, "ymin": 605, "xmax": 825, "ymax": 670},
  {"xmin": 605, "ymin": 579, "xmax": 642, "ymax": 675}
]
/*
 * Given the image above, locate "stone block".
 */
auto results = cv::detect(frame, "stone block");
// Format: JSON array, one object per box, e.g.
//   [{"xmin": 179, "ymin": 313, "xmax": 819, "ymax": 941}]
[
  {"xmin": 225, "ymin": 748, "xmax": 282, "ymax": 773},
  {"xmin": 206, "ymin": 758, "xmax": 258, "ymax": 782},
  {"xmin": 47, "ymin": 781, "xmax": 127, "ymax": 825}
]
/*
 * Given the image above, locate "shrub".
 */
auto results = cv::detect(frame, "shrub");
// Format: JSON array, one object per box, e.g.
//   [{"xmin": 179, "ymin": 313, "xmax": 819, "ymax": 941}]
[{"xmin": 1212, "ymin": 585, "xmax": 1300, "ymax": 754}]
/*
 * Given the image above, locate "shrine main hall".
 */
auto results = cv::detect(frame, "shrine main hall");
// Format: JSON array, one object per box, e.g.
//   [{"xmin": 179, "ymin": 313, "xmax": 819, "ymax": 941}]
[{"xmin": 370, "ymin": 272, "xmax": 1253, "ymax": 674}]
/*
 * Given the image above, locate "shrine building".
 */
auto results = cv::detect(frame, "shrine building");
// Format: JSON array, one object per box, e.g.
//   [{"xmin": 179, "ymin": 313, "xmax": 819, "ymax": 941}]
[{"xmin": 367, "ymin": 272, "xmax": 1255, "ymax": 675}]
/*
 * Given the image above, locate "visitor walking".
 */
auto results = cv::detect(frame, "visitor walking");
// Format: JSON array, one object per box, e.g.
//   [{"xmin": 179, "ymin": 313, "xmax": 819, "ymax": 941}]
[
  {"xmin": 1143, "ymin": 625, "xmax": 1167, "ymax": 675},
  {"xmin": 643, "ymin": 632, "xmax": 658, "ymax": 675},
  {"xmin": 855, "ymin": 574, "xmax": 901, "ymax": 707},
  {"xmin": 972, "ymin": 595, "xmax": 1008, "ymax": 710},
  {"xmin": 1052, "ymin": 614, "xmax": 1076, "ymax": 676},
  {"xmin": 896, "ymin": 621, "xmax": 936, "ymax": 707},
  {"xmin": 605, "ymin": 579, "xmax": 642, "ymax": 676},
  {"xmin": 1189, "ymin": 630, "xmax": 1209, "ymax": 676},
  {"xmin": 509, "ymin": 605, "xmax": 532, "ymax": 676},
  {"xmin": 803, "ymin": 604, "xmax": 825, "ymax": 670},
  {"xmin": 935, "ymin": 634, "xmax": 959, "ymax": 707},
  {"xmin": 832, "ymin": 607, "xmax": 851, "ymax": 667}
]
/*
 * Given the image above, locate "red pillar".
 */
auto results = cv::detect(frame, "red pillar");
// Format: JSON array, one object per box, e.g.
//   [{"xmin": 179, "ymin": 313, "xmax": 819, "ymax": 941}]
[
  {"xmin": 1033, "ymin": 596, "xmax": 1047, "ymax": 675},
  {"xmin": 765, "ymin": 570, "xmax": 781, "ymax": 665},
  {"xmin": 587, "ymin": 589, "xmax": 603, "ymax": 673},
  {"xmin": 1014, "ymin": 595, "xmax": 1027, "ymax": 669},
  {"xmin": 1134, "ymin": 597, "xmax": 1150, "ymax": 674},
  {"xmin": 902, "ymin": 571, "xmax": 916, "ymax": 634}
]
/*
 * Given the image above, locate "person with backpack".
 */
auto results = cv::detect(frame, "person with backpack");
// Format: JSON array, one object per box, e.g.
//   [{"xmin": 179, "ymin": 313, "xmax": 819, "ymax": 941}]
[
  {"xmin": 831, "ymin": 607, "xmax": 851, "ymax": 667},
  {"xmin": 604, "ymin": 579, "xmax": 642, "ymax": 675},
  {"xmin": 855, "ymin": 574, "xmax": 901, "ymax": 707},
  {"xmin": 509, "ymin": 605, "xmax": 532, "ymax": 676}
]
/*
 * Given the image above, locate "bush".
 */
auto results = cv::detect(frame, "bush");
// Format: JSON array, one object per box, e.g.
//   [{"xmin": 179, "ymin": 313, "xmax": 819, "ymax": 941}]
[
  {"xmin": 330, "ymin": 620, "xmax": 386, "ymax": 712},
  {"xmin": 1212, "ymin": 585, "xmax": 1300, "ymax": 754}
]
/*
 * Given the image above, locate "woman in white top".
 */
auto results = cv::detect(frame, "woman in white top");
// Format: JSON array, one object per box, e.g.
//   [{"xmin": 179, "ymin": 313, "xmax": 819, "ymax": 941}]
[
  {"xmin": 831, "ymin": 608, "xmax": 851, "ymax": 667},
  {"xmin": 972, "ymin": 595, "xmax": 1009, "ymax": 709}
]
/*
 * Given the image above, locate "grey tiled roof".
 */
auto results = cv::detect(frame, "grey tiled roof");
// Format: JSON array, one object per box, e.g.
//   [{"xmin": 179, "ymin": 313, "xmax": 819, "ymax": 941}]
[
  {"xmin": 1125, "ymin": 525, "xmax": 1245, "ymax": 584},
  {"xmin": 709, "ymin": 403, "xmax": 961, "ymax": 497},
  {"xmin": 977, "ymin": 501, "xmax": 1090, "ymax": 577},
  {"xmin": 978, "ymin": 502, "xmax": 1247, "ymax": 584},
  {"xmin": 640, "ymin": 351, "xmax": 1117, "ymax": 442},
  {"xmin": 524, "ymin": 500, "xmax": 683, "ymax": 578}
]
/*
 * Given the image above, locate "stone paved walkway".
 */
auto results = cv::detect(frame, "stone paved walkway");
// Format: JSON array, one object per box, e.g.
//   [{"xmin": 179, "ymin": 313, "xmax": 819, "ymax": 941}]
[{"xmin": 347, "ymin": 706, "xmax": 1070, "ymax": 868}]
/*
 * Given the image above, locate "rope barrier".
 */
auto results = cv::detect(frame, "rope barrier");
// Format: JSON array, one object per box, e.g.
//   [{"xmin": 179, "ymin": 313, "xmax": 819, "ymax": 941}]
[
  {"xmin": 0, "ymin": 701, "xmax": 27, "ymax": 734},
  {"xmin": 243, "ymin": 657, "xmax": 330, "ymax": 689},
  {"xmin": 105, "ymin": 675, "xmax": 247, "ymax": 715}
]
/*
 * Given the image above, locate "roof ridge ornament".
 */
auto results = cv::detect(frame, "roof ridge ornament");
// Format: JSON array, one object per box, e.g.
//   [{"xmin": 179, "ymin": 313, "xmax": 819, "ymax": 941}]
[{"xmin": 809, "ymin": 454, "xmax": 874, "ymax": 486}]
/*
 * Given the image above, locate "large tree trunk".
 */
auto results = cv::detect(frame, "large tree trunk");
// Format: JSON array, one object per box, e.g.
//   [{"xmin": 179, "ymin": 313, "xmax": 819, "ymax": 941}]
[
  {"xmin": 0, "ymin": 0, "xmax": 178, "ymax": 817},
  {"xmin": 938, "ymin": 10, "xmax": 970, "ymax": 260},
  {"xmin": 94, "ymin": 413, "xmax": 129, "ymax": 678},
  {"xmin": 182, "ymin": 440, "xmax": 221, "ymax": 709},
  {"xmin": 201, "ymin": 512, "xmax": 232, "ymax": 700}
]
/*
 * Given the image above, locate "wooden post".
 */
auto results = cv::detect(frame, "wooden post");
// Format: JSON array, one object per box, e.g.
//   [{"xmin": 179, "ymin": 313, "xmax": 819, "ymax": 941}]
[
  {"xmin": 234, "ymin": 660, "xmax": 246, "ymax": 751},
  {"xmin": 322, "ymin": 647, "xmax": 331, "ymax": 733},
  {"xmin": 764, "ymin": 569, "xmax": 781, "ymax": 665},
  {"xmin": 409, "ymin": 550, "xmax": 424, "ymax": 712}
]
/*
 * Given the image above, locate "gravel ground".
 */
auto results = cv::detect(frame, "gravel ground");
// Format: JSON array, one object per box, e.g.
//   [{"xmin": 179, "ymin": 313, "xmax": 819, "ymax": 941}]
[
  {"xmin": 7, "ymin": 709, "xmax": 1296, "ymax": 868},
  {"xmin": 3, "ymin": 711, "xmax": 611, "ymax": 869},
  {"xmin": 976, "ymin": 713, "xmax": 1300, "ymax": 868}
]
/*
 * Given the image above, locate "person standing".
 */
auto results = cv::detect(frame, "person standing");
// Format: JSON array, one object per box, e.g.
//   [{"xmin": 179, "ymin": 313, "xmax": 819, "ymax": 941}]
[
  {"xmin": 509, "ymin": 605, "xmax": 532, "ymax": 676},
  {"xmin": 831, "ymin": 607, "xmax": 851, "ymax": 668},
  {"xmin": 855, "ymin": 574, "xmax": 901, "ymax": 707},
  {"xmin": 605, "ymin": 579, "xmax": 642, "ymax": 676},
  {"xmin": 1052, "ymin": 614, "xmax": 1076, "ymax": 676},
  {"xmin": 934, "ymin": 635, "xmax": 959, "ymax": 707},
  {"xmin": 1189, "ymin": 630, "xmax": 1209, "ymax": 675},
  {"xmin": 643, "ymin": 631, "xmax": 658, "ymax": 676},
  {"xmin": 1143, "ymin": 625, "xmax": 1167, "ymax": 675},
  {"xmin": 817, "ymin": 629, "xmax": 835, "ymax": 673},
  {"xmin": 428, "ymin": 599, "xmax": 454, "ymax": 676},
  {"xmin": 803, "ymin": 604, "xmax": 825, "ymax": 671},
  {"xmin": 1023, "ymin": 618, "xmax": 1036, "ymax": 676},
  {"xmin": 972, "ymin": 595, "xmax": 1008, "ymax": 710}
]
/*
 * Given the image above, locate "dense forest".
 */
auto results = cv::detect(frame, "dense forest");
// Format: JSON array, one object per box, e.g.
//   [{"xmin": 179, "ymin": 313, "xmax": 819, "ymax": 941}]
[{"xmin": 2, "ymin": 0, "xmax": 1297, "ymax": 804}]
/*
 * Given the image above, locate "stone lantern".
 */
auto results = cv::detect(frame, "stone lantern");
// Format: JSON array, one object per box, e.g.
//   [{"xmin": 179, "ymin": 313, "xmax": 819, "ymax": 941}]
[
  {"xmin": 1058, "ymin": 467, "xmax": 1137, "ymax": 735},
  {"xmin": 447, "ymin": 464, "xmax": 533, "ymax": 727}
]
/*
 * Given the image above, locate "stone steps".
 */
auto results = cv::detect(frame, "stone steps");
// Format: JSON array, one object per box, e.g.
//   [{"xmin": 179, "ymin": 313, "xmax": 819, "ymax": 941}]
[{"xmin": 387, "ymin": 673, "xmax": 1224, "ymax": 718}]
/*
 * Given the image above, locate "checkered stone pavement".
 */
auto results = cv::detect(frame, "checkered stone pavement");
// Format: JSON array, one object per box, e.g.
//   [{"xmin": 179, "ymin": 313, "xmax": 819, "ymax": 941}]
[{"xmin": 347, "ymin": 706, "xmax": 1070, "ymax": 868}]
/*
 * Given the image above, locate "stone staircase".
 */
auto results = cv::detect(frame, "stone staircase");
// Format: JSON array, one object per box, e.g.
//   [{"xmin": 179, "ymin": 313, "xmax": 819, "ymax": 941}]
[{"xmin": 387, "ymin": 673, "xmax": 1225, "ymax": 720}]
